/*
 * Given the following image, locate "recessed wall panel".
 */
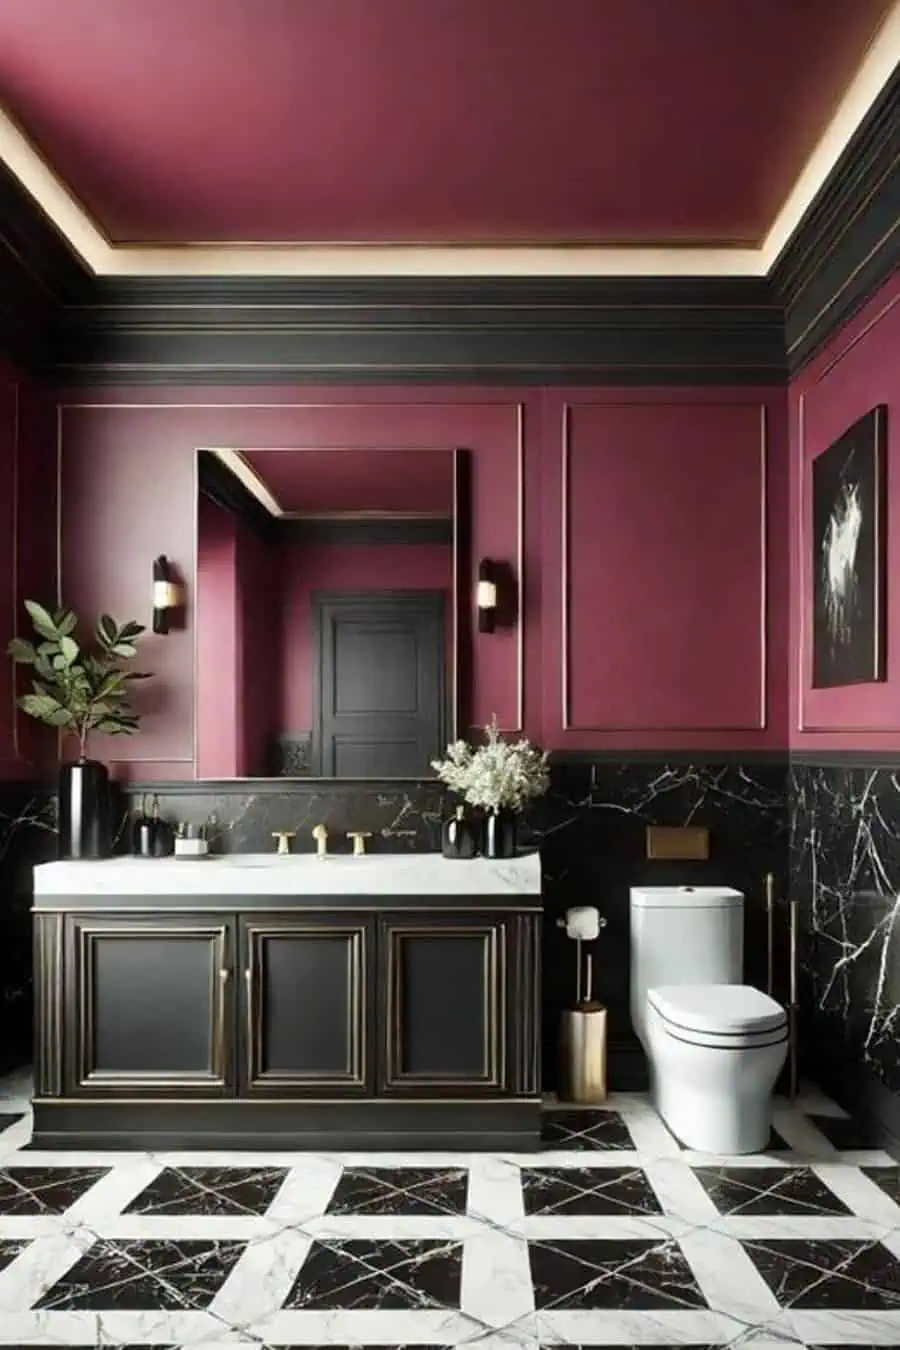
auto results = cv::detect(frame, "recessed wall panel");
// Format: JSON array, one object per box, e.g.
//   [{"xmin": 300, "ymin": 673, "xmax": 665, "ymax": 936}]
[{"xmin": 564, "ymin": 401, "xmax": 767, "ymax": 732}]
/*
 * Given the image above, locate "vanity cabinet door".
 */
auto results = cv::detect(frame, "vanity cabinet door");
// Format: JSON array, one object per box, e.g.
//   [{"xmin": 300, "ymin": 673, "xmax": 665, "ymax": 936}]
[
  {"xmin": 378, "ymin": 913, "xmax": 511, "ymax": 1094},
  {"xmin": 64, "ymin": 914, "xmax": 235, "ymax": 1096},
  {"xmin": 239, "ymin": 916, "xmax": 373, "ymax": 1095}
]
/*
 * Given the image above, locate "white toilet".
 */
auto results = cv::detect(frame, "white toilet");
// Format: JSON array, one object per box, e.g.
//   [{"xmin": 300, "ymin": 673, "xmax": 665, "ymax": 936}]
[{"xmin": 630, "ymin": 885, "xmax": 788, "ymax": 1154}]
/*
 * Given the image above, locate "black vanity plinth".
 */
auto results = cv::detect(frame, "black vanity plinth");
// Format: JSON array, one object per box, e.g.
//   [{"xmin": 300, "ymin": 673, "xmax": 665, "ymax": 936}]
[{"xmin": 32, "ymin": 888, "xmax": 542, "ymax": 1151}]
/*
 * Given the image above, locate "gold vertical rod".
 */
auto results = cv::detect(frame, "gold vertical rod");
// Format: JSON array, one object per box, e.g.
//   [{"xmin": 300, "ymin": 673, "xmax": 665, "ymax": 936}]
[
  {"xmin": 788, "ymin": 898, "xmax": 799, "ymax": 1100},
  {"xmin": 575, "ymin": 936, "xmax": 582, "ymax": 1005},
  {"xmin": 765, "ymin": 872, "xmax": 775, "ymax": 996}
]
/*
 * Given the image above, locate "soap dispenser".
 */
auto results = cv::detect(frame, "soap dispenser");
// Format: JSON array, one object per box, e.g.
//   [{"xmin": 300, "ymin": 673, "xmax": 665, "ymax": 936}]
[
  {"xmin": 149, "ymin": 796, "xmax": 174, "ymax": 857},
  {"xmin": 132, "ymin": 795, "xmax": 157, "ymax": 858}
]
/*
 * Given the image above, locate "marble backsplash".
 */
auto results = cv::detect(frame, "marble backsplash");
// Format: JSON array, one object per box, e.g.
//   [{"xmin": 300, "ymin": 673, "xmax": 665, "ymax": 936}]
[
  {"xmin": 790, "ymin": 759, "xmax": 900, "ymax": 1123},
  {"xmin": 0, "ymin": 758, "xmax": 790, "ymax": 1089}
]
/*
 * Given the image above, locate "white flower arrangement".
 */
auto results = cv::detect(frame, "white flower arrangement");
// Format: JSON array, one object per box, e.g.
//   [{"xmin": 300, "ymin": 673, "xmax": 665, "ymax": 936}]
[{"xmin": 432, "ymin": 716, "xmax": 550, "ymax": 814}]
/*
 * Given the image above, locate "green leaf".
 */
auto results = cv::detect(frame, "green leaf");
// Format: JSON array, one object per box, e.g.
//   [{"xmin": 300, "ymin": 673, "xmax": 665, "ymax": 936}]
[
  {"xmin": 54, "ymin": 610, "xmax": 78, "ymax": 637},
  {"xmin": 96, "ymin": 614, "xmax": 117, "ymax": 646},
  {"xmin": 18, "ymin": 693, "xmax": 67, "ymax": 723},
  {"xmin": 59, "ymin": 635, "xmax": 79, "ymax": 665},
  {"xmin": 46, "ymin": 706, "xmax": 75, "ymax": 727},
  {"xmin": 118, "ymin": 621, "xmax": 146, "ymax": 639},
  {"xmin": 109, "ymin": 642, "xmax": 137, "ymax": 658},
  {"xmin": 6, "ymin": 638, "xmax": 36, "ymax": 664},
  {"xmin": 24, "ymin": 600, "xmax": 60, "ymax": 641},
  {"xmin": 124, "ymin": 670, "xmax": 153, "ymax": 680},
  {"xmin": 97, "ymin": 673, "xmax": 125, "ymax": 698},
  {"xmin": 95, "ymin": 718, "xmax": 137, "ymax": 734}
]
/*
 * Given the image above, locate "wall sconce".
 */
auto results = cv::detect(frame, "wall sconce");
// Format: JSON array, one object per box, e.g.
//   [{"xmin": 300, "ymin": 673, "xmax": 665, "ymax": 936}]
[
  {"xmin": 477, "ymin": 558, "xmax": 498, "ymax": 633},
  {"xmin": 152, "ymin": 555, "xmax": 180, "ymax": 635}
]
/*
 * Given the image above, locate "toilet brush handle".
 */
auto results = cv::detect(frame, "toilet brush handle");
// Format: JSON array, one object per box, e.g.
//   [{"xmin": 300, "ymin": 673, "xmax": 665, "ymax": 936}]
[
  {"xmin": 788, "ymin": 898, "xmax": 800, "ymax": 1099},
  {"xmin": 765, "ymin": 872, "xmax": 775, "ymax": 996},
  {"xmin": 584, "ymin": 952, "xmax": 593, "ymax": 1004},
  {"xmin": 575, "ymin": 938, "xmax": 582, "ymax": 1004}
]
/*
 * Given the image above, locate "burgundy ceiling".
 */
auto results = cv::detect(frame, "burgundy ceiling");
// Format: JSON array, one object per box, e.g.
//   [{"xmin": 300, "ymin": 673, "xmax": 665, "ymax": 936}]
[
  {"xmin": 0, "ymin": 0, "xmax": 891, "ymax": 246},
  {"xmin": 241, "ymin": 449, "xmax": 454, "ymax": 516}
]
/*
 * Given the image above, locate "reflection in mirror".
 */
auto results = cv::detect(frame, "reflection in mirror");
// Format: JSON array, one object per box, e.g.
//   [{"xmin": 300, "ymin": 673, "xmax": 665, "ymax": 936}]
[{"xmin": 195, "ymin": 448, "xmax": 467, "ymax": 779}]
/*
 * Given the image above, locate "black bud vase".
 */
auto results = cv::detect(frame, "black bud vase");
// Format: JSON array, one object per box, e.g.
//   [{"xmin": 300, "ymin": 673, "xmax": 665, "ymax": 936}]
[
  {"xmin": 442, "ymin": 805, "xmax": 479, "ymax": 859},
  {"xmin": 484, "ymin": 808, "xmax": 517, "ymax": 859},
  {"xmin": 59, "ymin": 758, "xmax": 110, "ymax": 859}
]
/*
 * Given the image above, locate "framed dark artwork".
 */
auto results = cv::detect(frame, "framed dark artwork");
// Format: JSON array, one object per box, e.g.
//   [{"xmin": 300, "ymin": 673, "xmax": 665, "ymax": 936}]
[{"xmin": 812, "ymin": 405, "xmax": 887, "ymax": 689}]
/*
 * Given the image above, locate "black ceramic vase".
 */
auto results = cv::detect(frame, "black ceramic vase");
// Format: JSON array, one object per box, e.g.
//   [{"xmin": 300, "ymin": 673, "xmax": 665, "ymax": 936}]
[
  {"xmin": 484, "ymin": 808, "xmax": 517, "ymax": 859},
  {"xmin": 441, "ymin": 805, "xmax": 480, "ymax": 859},
  {"xmin": 58, "ymin": 758, "xmax": 110, "ymax": 859}
]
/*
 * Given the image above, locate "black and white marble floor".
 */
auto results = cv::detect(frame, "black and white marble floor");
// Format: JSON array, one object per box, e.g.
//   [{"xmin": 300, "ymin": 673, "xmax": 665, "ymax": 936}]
[{"xmin": 0, "ymin": 1071, "xmax": 896, "ymax": 1346}]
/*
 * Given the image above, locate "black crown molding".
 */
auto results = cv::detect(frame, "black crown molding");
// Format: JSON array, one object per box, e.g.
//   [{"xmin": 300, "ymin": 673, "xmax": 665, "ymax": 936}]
[
  {"xmin": 54, "ymin": 274, "xmax": 784, "ymax": 386},
  {"xmin": 0, "ymin": 161, "xmax": 90, "ymax": 374},
  {"xmin": 771, "ymin": 64, "xmax": 900, "ymax": 375},
  {"xmin": 0, "ymin": 66, "xmax": 898, "ymax": 386}
]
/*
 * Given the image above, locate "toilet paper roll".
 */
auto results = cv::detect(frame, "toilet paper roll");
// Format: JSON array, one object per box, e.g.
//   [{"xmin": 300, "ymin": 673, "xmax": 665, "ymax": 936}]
[{"xmin": 564, "ymin": 905, "xmax": 601, "ymax": 941}]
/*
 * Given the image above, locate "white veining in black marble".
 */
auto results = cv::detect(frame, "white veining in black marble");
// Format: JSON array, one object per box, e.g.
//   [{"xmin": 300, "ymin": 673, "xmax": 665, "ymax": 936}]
[{"xmin": 790, "ymin": 762, "xmax": 900, "ymax": 1100}]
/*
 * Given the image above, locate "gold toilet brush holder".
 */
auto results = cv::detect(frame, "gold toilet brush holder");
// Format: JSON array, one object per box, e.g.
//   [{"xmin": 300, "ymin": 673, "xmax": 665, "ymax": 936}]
[{"xmin": 559, "ymin": 947, "xmax": 608, "ymax": 1104}]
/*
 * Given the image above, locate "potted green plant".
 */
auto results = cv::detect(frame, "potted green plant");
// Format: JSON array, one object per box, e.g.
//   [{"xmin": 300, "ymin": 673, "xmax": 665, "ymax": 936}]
[{"xmin": 7, "ymin": 601, "xmax": 152, "ymax": 859}]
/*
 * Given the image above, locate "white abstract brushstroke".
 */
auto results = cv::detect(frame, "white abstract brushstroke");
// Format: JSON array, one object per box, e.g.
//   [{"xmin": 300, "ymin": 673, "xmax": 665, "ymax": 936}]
[{"xmin": 821, "ymin": 478, "xmax": 863, "ymax": 649}]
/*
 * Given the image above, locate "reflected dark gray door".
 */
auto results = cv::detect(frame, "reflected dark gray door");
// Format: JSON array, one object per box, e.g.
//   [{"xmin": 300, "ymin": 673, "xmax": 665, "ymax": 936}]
[{"xmin": 314, "ymin": 591, "xmax": 445, "ymax": 776}]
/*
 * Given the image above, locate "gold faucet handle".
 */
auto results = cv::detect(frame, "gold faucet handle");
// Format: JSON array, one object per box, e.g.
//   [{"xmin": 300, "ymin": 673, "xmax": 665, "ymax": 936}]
[
  {"xmin": 271, "ymin": 831, "xmax": 296, "ymax": 855},
  {"xmin": 347, "ymin": 831, "xmax": 372, "ymax": 856}
]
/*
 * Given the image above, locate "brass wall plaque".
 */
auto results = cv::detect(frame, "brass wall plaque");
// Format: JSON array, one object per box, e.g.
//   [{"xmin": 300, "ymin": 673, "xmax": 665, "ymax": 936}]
[{"xmin": 645, "ymin": 825, "xmax": 709, "ymax": 860}]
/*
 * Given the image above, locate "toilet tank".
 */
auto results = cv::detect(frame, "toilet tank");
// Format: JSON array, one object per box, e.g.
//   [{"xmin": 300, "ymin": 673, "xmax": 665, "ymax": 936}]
[{"xmin": 629, "ymin": 886, "xmax": 744, "ymax": 1045}]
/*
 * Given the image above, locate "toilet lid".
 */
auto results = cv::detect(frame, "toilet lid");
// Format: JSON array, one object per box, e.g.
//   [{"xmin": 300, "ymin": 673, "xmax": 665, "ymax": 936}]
[{"xmin": 648, "ymin": 984, "xmax": 787, "ymax": 1035}]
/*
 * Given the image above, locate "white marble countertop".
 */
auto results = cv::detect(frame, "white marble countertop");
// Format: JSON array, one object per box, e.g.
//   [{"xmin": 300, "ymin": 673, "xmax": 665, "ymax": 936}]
[{"xmin": 33, "ymin": 851, "xmax": 542, "ymax": 896}]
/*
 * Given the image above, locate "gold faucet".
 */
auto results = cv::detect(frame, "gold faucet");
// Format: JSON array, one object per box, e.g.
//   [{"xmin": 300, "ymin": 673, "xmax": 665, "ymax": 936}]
[
  {"xmin": 312, "ymin": 823, "xmax": 329, "ymax": 859},
  {"xmin": 272, "ymin": 831, "xmax": 296, "ymax": 855},
  {"xmin": 347, "ymin": 831, "xmax": 372, "ymax": 856}
]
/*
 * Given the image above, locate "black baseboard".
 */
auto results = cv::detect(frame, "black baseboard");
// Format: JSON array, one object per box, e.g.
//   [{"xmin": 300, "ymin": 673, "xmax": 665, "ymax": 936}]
[{"xmin": 31, "ymin": 1096, "xmax": 542, "ymax": 1152}]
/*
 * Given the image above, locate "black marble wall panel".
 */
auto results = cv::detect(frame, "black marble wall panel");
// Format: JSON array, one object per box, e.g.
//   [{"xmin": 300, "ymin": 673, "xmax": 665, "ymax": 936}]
[
  {"xmin": 789, "ymin": 759, "xmax": 900, "ymax": 1129},
  {"xmin": 0, "ymin": 761, "xmax": 790, "ymax": 1088},
  {"xmin": 526, "ymin": 759, "xmax": 790, "ymax": 1088}
]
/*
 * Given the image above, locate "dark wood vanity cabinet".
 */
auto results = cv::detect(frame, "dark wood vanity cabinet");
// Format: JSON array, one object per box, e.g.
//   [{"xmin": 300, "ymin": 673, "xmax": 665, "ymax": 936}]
[
  {"xmin": 240, "ymin": 916, "xmax": 373, "ymax": 1094},
  {"xmin": 379, "ymin": 914, "xmax": 511, "ymax": 1093},
  {"xmin": 63, "ymin": 914, "xmax": 235, "ymax": 1096},
  {"xmin": 33, "ymin": 893, "xmax": 541, "ymax": 1150}
]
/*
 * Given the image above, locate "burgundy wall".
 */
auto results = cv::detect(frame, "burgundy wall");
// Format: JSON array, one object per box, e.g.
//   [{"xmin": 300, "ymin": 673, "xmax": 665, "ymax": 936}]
[
  {"xmin": 59, "ymin": 390, "xmax": 528, "ymax": 778},
  {"xmin": 540, "ymin": 389, "xmax": 789, "ymax": 750},
  {"xmin": 278, "ymin": 540, "xmax": 453, "ymax": 732},
  {"xmin": 789, "ymin": 270, "xmax": 900, "ymax": 750},
  {"xmin": 196, "ymin": 496, "xmax": 282, "ymax": 777},
  {"xmin": 0, "ymin": 359, "xmax": 56, "ymax": 779},
  {"xmin": 57, "ymin": 383, "xmax": 789, "ymax": 777}
]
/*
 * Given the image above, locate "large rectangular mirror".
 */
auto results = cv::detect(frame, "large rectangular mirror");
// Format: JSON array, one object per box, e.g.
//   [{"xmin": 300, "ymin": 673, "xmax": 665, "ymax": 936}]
[{"xmin": 195, "ymin": 447, "xmax": 469, "ymax": 778}]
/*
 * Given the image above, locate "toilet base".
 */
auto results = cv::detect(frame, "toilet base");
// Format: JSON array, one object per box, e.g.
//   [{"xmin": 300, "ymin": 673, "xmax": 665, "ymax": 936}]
[{"xmin": 654, "ymin": 1079, "xmax": 772, "ymax": 1154}]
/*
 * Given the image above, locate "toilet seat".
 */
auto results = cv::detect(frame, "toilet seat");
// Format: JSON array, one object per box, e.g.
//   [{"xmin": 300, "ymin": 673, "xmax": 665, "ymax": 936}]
[{"xmin": 648, "ymin": 984, "xmax": 788, "ymax": 1050}]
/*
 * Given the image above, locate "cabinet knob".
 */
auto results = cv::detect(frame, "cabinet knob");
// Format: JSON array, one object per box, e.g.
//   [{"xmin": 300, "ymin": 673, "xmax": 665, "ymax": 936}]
[{"xmin": 347, "ymin": 831, "xmax": 373, "ymax": 856}]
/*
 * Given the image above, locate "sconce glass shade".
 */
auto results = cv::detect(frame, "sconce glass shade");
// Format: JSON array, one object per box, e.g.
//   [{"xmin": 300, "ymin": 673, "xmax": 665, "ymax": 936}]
[
  {"xmin": 152, "ymin": 555, "xmax": 178, "ymax": 635},
  {"xmin": 477, "ymin": 559, "xmax": 497, "ymax": 633}
]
